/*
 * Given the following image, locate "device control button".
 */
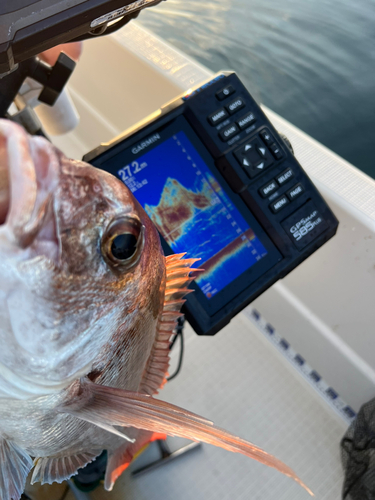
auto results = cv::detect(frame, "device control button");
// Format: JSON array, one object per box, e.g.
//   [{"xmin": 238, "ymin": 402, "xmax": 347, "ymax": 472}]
[
  {"xmin": 226, "ymin": 97, "xmax": 246, "ymax": 115},
  {"xmin": 270, "ymin": 195, "xmax": 290, "ymax": 213},
  {"xmin": 235, "ymin": 138, "xmax": 274, "ymax": 175},
  {"xmin": 260, "ymin": 129, "xmax": 274, "ymax": 145},
  {"xmin": 219, "ymin": 123, "xmax": 240, "ymax": 141},
  {"xmin": 269, "ymin": 142, "xmax": 283, "ymax": 160},
  {"xmin": 257, "ymin": 145, "xmax": 267, "ymax": 158},
  {"xmin": 235, "ymin": 141, "xmax": 254, "ymax": 157},
  {"xmin": 253, "ymin": 160, "xmax": 267, "ymax": 172},
  {"xmin": 242, "ymin": 162, "xmax": 262, "ymax": 179},
  {"xmin": 259, "ymin": 179, "xmax": 278, "ymax": 198},
  {"xmin": 281, "ymin": 200, "xmax": 329, "ymax": 250},
  {"xmin": 208, "ymin": 108, "xmax": 229, "ymax": 126},
  {"xmin": 236, "ymin": 138, "xmax": 264, "ymax": 159},
  {"xmin": 276, "ymin": 168, "xmax": 294, "ymax": 185},
  {"xmin": 287, "ymin": 183, "xmax": 304, "ymax": 201},
  {"xmin": 242, "ymin": 159, "xmax": 270, "ymax": 179},
  {"xmin": 236, "ymin": 112, "xmax": 256, "ymax": 130},
  {"xmin": 216, "ymin": 85, "xmax": 235, "ymax": 100},
  {"xmin": 240, "ymin": 157, "xmax": 253, "ymax": 170}
]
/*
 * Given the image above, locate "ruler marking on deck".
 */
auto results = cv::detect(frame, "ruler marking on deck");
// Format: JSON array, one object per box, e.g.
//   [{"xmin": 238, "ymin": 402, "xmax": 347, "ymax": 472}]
[{"xmin": 245, "ymin": 307, "xmax": 356, "ymax": 425}]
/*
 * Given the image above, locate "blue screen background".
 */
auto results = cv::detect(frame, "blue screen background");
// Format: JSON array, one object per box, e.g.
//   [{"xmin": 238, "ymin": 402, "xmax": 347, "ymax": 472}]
[{"xmin": 117, "ymin": 131, "xmax": 267, "ymax": 299}]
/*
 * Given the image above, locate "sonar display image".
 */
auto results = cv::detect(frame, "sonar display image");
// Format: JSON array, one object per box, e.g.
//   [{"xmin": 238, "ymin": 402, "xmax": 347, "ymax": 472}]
[{"xmin": 117, "ymin": 130, "xmax": 268, "ymax": 299}]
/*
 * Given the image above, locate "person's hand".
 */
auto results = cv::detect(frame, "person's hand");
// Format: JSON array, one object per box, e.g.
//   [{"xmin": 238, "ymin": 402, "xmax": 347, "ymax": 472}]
[{"xmin": 39, "ymin": 42, "xmax": 83, "ymax": 66}]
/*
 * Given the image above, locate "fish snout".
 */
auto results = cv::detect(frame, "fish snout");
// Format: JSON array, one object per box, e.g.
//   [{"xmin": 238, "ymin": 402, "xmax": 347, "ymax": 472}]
[{"xmin": 0, "ymin": 119, "xmax": 60, "ymax": 260}]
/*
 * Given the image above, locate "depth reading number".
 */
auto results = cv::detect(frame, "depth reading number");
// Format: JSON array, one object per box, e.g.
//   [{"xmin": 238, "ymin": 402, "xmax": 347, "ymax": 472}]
[{"xmin": 118, "ymin": 161, "xmax": 147, "ymax": 181}]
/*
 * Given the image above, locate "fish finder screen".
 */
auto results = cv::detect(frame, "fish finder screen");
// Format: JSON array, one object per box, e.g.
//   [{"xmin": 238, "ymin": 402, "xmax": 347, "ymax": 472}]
[{"xmin": 117, "ymin": 131, "xmax": 268, "ymax": 299}]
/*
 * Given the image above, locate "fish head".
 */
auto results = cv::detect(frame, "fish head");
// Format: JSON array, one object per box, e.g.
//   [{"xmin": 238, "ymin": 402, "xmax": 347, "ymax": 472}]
[{"xmin": 0, "ymin": 119, "xmax": 165, "ymax": 394}]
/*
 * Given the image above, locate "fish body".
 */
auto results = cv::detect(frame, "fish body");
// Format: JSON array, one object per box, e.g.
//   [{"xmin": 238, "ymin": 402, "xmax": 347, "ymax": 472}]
[{"xmin": 0, "ymin": 120, "xmax": 312, "ymax": 499}]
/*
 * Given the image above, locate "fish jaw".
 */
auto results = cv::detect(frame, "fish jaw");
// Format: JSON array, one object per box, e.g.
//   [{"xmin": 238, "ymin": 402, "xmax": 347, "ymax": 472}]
[{"xmin": 0, "ymin": 119, "xmax": 60, "ymax": 263}]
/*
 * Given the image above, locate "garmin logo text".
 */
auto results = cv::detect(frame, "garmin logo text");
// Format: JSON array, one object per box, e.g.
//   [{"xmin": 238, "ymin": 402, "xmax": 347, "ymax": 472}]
[{"xmin": 132, "ymin": 134, "xmax": 161, "ymax": 154}]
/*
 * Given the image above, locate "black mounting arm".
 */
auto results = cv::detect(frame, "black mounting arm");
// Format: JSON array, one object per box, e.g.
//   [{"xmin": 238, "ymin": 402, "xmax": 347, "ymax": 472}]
[{"xmin": 0, "ymin": 52, "xmax": 76, "ymax": 118}]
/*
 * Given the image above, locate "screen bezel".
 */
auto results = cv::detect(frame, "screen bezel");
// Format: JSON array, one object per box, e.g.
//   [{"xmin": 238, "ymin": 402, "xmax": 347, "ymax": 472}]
[{"xmin": 92, "ymin": 114, "xmax": 282, "ymax": 316}]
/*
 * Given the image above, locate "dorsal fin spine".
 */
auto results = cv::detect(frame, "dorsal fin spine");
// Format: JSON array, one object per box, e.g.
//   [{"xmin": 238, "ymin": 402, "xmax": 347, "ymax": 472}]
[{"xmin": 139, "ymin": 254, "xmax": 197, "ymax": 395}]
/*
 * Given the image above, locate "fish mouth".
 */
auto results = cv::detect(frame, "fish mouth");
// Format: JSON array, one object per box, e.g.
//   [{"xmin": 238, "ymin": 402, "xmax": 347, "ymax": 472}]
[{"xmin": 0, "ymin": 120, "xmax": 60, "ymax": 262}]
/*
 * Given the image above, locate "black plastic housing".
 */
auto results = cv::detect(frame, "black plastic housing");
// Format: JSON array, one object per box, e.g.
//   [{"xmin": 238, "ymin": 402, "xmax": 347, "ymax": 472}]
[
  {"xmin": 85, "ymin": 72, "xmax": 339, "ymax": 336},
  {"xmin": 0, "ymin": 0, "xmax": 162, "ymax": 75}
]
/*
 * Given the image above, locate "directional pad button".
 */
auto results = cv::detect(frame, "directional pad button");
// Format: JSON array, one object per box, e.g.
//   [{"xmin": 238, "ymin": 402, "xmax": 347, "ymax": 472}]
[
  {"xmin": 254, "ymin": 160, "xmax": 266, "ymax": 171},
  {"xmin": 257, "ymin": 145, "xmax": 267, "ymax": 158},
  {"xmin": 234, "ymin": 138, "xmax": 274, "ymax": 179},
  {"xmin": 241, "ymin": 157, "xmax": 251, "ymax": 168}
]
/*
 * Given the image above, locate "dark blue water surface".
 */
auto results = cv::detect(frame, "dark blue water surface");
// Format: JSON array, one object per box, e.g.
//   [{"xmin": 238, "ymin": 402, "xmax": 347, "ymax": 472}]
[{"xmin": 140, "ymin": 0, "xmax": 375, "ymax": 179}]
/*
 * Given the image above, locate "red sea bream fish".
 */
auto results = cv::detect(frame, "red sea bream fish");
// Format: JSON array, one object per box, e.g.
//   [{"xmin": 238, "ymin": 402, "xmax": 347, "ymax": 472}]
[{"xmin": 0, "ymin": 120, "xmax": 312, "ymax": 499}]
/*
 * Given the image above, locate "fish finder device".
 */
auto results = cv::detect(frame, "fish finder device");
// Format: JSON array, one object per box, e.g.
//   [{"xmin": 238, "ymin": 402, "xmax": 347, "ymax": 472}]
[{"xmin": 85, "ymin": 71, "xmax": 338, "ymax": 336}]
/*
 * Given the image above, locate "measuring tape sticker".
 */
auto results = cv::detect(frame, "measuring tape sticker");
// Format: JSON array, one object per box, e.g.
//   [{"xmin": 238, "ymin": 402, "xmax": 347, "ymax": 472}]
[{"xmin": 245, "ymin": 307, "xmax": 356, "ymax": 425}]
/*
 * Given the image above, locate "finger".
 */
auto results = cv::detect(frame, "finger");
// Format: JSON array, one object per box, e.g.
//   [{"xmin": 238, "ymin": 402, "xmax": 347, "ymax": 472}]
[{"xmin": 39, "ymin": 42, "xmax": 83, "ymax": 66}]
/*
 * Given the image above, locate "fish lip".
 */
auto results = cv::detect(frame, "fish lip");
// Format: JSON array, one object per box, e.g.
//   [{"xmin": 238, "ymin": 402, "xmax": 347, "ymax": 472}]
[
  {"xmin": 24, "ymin": 183, "xmax": 61, "ymax": 266},
  {"xmin": 7, "ymin": 189, "xmax": 61, "ymax": 266},
  {"xmin": 16, "ymin": 178, "xmax": 61, "ymax": 266},
  {"xmin": 34, "ymin": 192, "xmax": 62, "ymax": 266},
  {"xmin": 0, "ymin": 122, "xmax": 61, "ymax": 264}
]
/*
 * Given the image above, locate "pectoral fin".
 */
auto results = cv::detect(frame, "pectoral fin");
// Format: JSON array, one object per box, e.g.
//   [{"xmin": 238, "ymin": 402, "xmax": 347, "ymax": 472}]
[
  {"xmin": 59, "ymin": 379, "xmax": 313, "ymax": 496},
  {"xmin": 0, "ymin": 438, "xmax": 33, "ymax": 500}
]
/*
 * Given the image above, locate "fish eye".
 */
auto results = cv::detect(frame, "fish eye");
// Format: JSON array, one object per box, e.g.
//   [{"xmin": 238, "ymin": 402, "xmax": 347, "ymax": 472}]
[
  {"xmin": 102, "ymin": 216, "xmax": 144, "ymax": 268},
  {"xmin": 111, "ymin": 233, "xmax": 138, "ymax": 260}
]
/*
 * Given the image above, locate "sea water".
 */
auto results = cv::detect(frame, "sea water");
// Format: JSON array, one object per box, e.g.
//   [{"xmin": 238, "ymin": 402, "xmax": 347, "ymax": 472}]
[{"xmin": 140, "ymin": 0, "xmax": 375, "ymax": 179}]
